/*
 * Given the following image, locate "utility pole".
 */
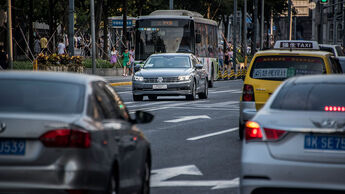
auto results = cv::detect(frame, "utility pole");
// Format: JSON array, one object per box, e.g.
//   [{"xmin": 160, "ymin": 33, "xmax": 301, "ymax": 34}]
[
  {"xmin": 7, "ymin": 0, "xmax": 13, "ymax": 69},
  {"xmin": 343, "ymin": 1, "xmax": 345, "ymax": 47},
  {"xmin": 320, "ymin": 3, "xmax": 324, "ymax": 43},
  {"xmin": 333, "ymin": 4, "xmax": 337, "ymax": 45},
  {"xmin": 294, "ymin": 16, "xmax": 297, "ymax": 40},
  {"xmin": 260, "ymin": 0, "xmax": 264, "ymax": 49},
  {"xmin": 68, "ymin": 0, "xmax": 75, "ymax": 56},
  {"xmin": 90, "ymin": 0, "xmax": 96, "ymax": 74},
  {"xmin": 243, "ymin": 0, "xmax": 247, "ymax": 66},
  {"xmin": 169, "ymin": 0, "xmax": 174, "ymax": 10},
  {"xmin": 288, "ymin": 0, "xmax": 292, "ymax": 40},
  {"xmin": 233, "ymin": 0, "xmax": 237, "ymax": 70},
  {"xmin": 252, "ymin": 0, "xmax": 258, "ymax": 55}
]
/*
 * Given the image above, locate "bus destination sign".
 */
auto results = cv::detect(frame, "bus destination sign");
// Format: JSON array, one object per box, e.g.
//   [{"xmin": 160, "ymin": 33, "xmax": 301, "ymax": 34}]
[{"xmin": 151, "ymin": 20, "xmax": 179, "ymax": 27}]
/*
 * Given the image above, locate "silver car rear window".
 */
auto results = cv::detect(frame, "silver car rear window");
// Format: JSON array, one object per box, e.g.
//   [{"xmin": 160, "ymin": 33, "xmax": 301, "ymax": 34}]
[
  {"xmin": 271, "ymin": 83, "xmax": 345, "ymax": 111},
  {"xmin": 250, "ymin": 56, "xmax": 326, "ymax": 81},
  {"xmin": 0, "ymin": 80, "xmax": 85, "ymax": 114}
]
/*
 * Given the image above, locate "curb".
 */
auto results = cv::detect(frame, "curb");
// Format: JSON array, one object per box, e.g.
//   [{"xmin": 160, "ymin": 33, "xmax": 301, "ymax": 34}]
[{"xmin": 110, "ymin": 82, "xmax": 132, "ymax": 86}]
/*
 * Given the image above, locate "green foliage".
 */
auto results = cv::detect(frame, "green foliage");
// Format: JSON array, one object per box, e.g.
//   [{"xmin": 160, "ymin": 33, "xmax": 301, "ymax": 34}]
[
  {"xmin": 13, "ymin": 61, "xmax": 33, "ymax": 70},
  {"xmin": 82, "ymin": 58, "xmax": 122, "ymax": 68}
]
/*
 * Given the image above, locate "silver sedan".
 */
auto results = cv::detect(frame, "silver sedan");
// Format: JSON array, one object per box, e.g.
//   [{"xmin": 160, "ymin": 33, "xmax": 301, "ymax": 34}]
[
  {"xmin": 241, "ymin": 75, "xmax": 345, "ymax": 194},
  {"xmin": 0, "ymin": 71, "xmax": 153, "ymax": 194}
]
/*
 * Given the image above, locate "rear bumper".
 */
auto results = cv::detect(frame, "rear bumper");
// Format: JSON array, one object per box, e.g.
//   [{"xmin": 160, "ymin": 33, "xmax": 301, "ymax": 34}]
[
  {"xmin": 132, "ymin": 81, "xmax": 193, "ymax": 96},
  {"xmin": 241, "ymin": 142, "xmax": 345, "ymax": 194},
  {"xmin": 0, "ymin": 159, "xmax": 107, "ymax": 193}
]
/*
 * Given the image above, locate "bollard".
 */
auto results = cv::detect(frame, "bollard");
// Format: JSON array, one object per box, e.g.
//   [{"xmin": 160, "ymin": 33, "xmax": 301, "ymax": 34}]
[
  {"xmin": 218, "ymin": 68, "xmax": 223, "ymax": 80},
  {"xmin": 33, "ymin": 59, "xmax": 38, "ymax": 71}
]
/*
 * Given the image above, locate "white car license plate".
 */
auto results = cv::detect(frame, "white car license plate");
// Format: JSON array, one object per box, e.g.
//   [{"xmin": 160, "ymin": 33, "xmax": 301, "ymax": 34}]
[{"xmin": 153, "ymin": 85, "xmax": 167, "ymax": 89}]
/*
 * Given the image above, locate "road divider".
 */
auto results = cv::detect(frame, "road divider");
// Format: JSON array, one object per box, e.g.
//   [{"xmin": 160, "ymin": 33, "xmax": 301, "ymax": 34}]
[
  {"xmin": 187, "ymin": 127, "xmax": 238, "ymax": 141},
  {"xmin": 110, "ymin": 82, "xmax": 132, "ymax": 86}
]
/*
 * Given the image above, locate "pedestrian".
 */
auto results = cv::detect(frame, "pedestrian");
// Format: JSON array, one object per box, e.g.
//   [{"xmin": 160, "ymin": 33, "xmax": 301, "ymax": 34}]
[
  {"xmin": 34, "ymin": 37, "xmax": 41, "ymax": 57},
  {"xmin": 228, "ymin": 48, "xmax": 234, "ymax": 70},
  {"xmin": 122, "ymin": 48, "xmax": 130, "ymax": 76},
  {"xmin": 0, "ymin": 46, "xmax": 8, "ymax": 70},
  {"xmin": 129, "ymin": 47, "xmax": 135, "ymax": 76},
  {"xmin": 218, "ymin": 47, "xmax": 224, "ymax": 72},
  {"xmin": 57, "ymin": 39, "xmax": 66, "ymax": 55},
  {"xmin": 40, "ymin": 36, "xmax": 48, "ymax": 55},
  {"xmin": 110, "ymin": 47, "xmax": 118, "ymax": 67},
  {"xmin": 224, "ymin": 48, "xmax": 230, "ymax": 71}
]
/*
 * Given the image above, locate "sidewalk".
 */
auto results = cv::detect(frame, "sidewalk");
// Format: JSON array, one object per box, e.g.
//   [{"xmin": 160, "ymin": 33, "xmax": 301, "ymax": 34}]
[{"xmin": 103, "ymin": 76, "xmax": 132, "ymax": 86}]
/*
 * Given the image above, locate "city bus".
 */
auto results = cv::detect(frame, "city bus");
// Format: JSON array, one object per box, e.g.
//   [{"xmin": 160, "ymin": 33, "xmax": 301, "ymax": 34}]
[{"xmin": 135, "ymin": 10, "xmax": 219, "ymax": 87}]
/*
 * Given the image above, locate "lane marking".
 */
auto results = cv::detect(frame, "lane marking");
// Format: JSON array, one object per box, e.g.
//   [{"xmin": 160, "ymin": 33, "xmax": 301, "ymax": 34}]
[
  {"xmin": 187, "ymin": 127, "xmax": 239, "ymax": 141},
  {"xmin": 164, "ymin": 115, "xmax": 211, "ymax": 123},
  {"xmin": 150, "ymin": 165, "xmax": 239, "ymax": 190},
  {"xmin": 209, "ymin": 89, "xmax": 242, "ymax": 94},
  {"xmin": 165, "ymin": 107, "xmax": 239, "ymax": 111}
]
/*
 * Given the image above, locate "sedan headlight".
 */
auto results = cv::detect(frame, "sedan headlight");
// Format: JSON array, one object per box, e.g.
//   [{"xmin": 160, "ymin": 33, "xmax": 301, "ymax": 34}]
[
  {"xmin": 134, "ymin": 76, "xmax": 144, "ymax": 82},
  {"xmin": 178, "ymin": 75, "xmax": 191, "ymax": 81}
]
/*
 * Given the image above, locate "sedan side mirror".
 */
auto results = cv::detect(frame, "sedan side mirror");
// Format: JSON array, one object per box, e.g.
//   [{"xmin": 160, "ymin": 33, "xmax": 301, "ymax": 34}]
[
  {"xmin": 134, "ymin": 111, "xmax": 154, "ymax": 124},
  {"xmin": 195, "ymin": 64, "xmax": 203, "ymax": 69}
]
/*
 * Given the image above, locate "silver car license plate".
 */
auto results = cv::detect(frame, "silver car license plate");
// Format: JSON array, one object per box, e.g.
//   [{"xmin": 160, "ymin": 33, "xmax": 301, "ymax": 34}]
[
  {"xmin": 153, "ymin": 85, "xmax": 167, "ymax": 89},
  {"xmin": 304, "ymin": 135, "xmax": 345, "ymax": 151},
  {"xmin": 0, "ymin": 139, "xmax": 26, "ymax": 155}
]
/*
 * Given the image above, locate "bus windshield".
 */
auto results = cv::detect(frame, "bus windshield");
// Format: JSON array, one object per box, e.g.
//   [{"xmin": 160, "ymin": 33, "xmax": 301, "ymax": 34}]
[{"xmin": 136, "ymin": 19, "xmax": 193, "ymax": 60}]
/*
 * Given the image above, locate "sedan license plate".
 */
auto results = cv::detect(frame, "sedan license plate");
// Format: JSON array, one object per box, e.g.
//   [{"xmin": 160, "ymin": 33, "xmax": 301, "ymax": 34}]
[
  {"xmin": 304, "ymin": 135, "xmax": 345, "ymax": 151},
  {"xmin": 0, "ymin": 139, "xmax": 26, "ymax": 155},
  {"xmin": 153, "ymin": 85, "xmax": 167, "ymax": 90}
]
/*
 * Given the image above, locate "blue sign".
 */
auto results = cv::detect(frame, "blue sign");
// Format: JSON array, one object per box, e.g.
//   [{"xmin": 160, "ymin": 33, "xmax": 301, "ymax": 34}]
[{"xmin": 112, "ymin": 20, "xmax": 133, "ymax": 27}]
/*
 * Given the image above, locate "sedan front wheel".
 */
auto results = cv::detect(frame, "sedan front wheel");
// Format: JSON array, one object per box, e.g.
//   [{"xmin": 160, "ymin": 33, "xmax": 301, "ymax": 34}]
[{"xmin": 186, "ymin": 82, "xmax": 196, "ymax": 100}]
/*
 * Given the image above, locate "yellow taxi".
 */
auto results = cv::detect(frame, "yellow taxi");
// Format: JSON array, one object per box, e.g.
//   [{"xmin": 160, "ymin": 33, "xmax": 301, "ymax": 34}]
[{"xmin": 239, "ymin": 40, "xmax": 343, "ymax": 139}]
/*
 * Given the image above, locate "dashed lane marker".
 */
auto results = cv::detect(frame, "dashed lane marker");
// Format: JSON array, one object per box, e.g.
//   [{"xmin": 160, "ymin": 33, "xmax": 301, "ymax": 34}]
[{"xmin": 187, "ymin": 127, "xmax": 239, "ymax": 141}]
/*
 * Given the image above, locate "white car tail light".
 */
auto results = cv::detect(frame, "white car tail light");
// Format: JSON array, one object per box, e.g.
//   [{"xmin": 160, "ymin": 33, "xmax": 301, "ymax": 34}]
[{"xmin": 245, "ymin": 121, "xmax": 287, "ymax": 141}]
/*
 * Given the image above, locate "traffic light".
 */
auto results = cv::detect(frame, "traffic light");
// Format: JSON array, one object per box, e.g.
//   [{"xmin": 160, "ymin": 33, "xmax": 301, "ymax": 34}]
[{"xmin": 320, "ymin": 0, "xmax": 328, "ymax": 4}]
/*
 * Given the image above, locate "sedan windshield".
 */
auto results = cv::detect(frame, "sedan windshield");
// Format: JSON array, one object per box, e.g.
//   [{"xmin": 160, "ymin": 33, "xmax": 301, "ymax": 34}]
[
  {"xmin": 0, "ymin": 80, "xmax": 85, "ymax": 114},
  {"xmin": 143, "ymin": 56, "xmax": 191, "ymax": 69}
]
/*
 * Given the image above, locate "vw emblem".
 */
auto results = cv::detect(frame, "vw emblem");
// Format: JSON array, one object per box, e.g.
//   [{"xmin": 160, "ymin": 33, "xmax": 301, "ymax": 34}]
[
  {"xmin": 0, "ymin": 122, "xmax": 6, "ymax": 133},
  {"xmin": 157, "ymin": 77, "xmax": 163, "ymax": 83}
]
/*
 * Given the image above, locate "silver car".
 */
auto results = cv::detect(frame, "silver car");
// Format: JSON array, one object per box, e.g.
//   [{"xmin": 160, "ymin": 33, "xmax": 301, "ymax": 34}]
[
  {"xmin": 132, "ymin": 53, "xmax": 208, "ymax": 101},
  {"xmin": 241, "ymin": 75, "xmax": 345, "ymax": 194},
  {"xmin": 0, "ymin": 72, "xmax": 153, "ymax": 194}
]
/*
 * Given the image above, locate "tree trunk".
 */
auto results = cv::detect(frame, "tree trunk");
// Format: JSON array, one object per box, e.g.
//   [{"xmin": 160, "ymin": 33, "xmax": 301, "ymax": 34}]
[
  {"xmin": 95, "ymin": 0, "xmax": 104, "ymax": 58},
  {"xmin": 122, "ymin": 0, "xmax": 127, "ymax": 51},
  {"xmin": 29, "ymin": 0, "xmax": 34, "ymax": 59},
  {"xmin": 103, "ymin": 0, "xmax": 109, "ymax": 59},
  {"xmin": 222, "ymin": 14, "xmax": 229, "ymax": 53}
]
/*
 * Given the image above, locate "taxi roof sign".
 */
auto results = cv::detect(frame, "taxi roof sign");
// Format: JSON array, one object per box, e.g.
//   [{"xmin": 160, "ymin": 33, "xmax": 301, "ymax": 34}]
[{"xmin": 274, "ymin": 40, "xmax": 320, "ymax": 50}]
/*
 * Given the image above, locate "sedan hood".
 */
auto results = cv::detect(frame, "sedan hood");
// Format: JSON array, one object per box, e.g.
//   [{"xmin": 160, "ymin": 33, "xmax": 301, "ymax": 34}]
[{"xmin": 137, "ymin": 68, "xmax": 192, "ymax": 78}]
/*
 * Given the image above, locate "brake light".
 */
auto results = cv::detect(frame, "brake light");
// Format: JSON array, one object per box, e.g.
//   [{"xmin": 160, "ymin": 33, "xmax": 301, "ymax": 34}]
[
  {"xmin": 325, "ymin": 106, "xmax": 345, "ymax": 112},
  {"xmin": 264, "ymin": 128, "xmax": 286, "ymax": 140},
  {"xmin": 245, "ymin": 121, "xmax": 262, "ymax": 141},
  {"xmin": 40, "ymin": 129, "xmax": 90, "ymax": 148},
  {"xmin": 243, "ymin": 84, "xmax": 255, "ymax": 101}
]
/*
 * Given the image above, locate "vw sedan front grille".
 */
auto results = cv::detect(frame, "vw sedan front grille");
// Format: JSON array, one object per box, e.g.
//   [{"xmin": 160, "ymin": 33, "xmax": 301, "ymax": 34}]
[{"xmin": 144, "ymin": 77, "xmax": 179, "ymax": 83}]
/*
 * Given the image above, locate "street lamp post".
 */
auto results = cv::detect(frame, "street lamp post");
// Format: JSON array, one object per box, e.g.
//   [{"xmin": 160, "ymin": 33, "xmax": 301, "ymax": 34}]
[
  {"xmin": 170, "ymin": 0, "xmax": 174, "ymax": 10},
  {"xmin": 7, "ymin": 0, "xmax": 13, "ymax": 69},
  {"xmin": 288, "ymin": 0, "xmax": 292, "ymax": 40},
  {"xmin": 320, "ymin": 3, "xmax": 324, "ymax": 44}
]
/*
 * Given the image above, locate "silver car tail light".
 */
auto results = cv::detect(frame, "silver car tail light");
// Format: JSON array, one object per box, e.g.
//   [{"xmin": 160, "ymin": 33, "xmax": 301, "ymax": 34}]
[
  {"xmin": 39, "ymin": 129, "xmax": 90, "ymax": 148},
  {"xmin": 245, "ymin": 121, "xmax": 287, "ymax": 141}
]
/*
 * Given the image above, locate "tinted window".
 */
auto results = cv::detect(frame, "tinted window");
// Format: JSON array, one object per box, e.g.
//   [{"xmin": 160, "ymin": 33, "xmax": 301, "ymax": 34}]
[
  {"xmin": 338, "ymin": 59, "xmax": 345, "ymax": 72},
  {"xmin": 320, "ymin": 46, "xmax": 335, "ymax": 55},
  {"xmin": 250, "ymin": 56, "xmax": 326, "ymax": 81},
  {"xmin": 0, "ymin": 80, "xmax": 84, "ymax": 114},
  {"xmin": 336, "ymin": 46, "xmax": 345, "ymax": 56},
  {"xmin": 144, "ymin": 56, "xmax": 191, "ymax": 68},
  {"xmin": 271, "ymin": 83, "xmax": 345, "ymax": 111}
]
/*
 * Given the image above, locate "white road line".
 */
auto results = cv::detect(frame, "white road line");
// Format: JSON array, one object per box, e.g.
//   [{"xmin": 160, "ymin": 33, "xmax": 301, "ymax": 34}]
[
  {"xmin": 164, "ymin": 115, "xmax": 211, "ymax": 123},
  {"xmin": 126, "ymin": 101, "xmax": 175, "ymax": 108},
  {"xmin": 187, "ymin": 127, "xmax": 239, "ymax": 141},
  {"xmin": 209, "ymin": 90, "xmax": 242, "ymax": 94},
  {"xmin": 117, "ymin": 91, "xmax": 132, "ymax": 94},
  {"xmin": 167, "ymin": 107, "xmax": 239, "ymax": 111}
]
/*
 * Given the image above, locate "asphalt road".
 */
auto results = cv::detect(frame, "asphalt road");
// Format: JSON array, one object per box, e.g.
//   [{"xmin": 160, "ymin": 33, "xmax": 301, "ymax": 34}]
[{"xmin": 112, "ymin": 80, "xmax": 243, "ymax": 194}]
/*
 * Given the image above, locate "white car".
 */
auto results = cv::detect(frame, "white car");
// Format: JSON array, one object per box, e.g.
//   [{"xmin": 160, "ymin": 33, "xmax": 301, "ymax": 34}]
[
  {"xmin": 241, "ymin": 75, "xmax": 345, "ymax": 194},
  {"xmin": 319, "ymin": 44, "xmax": 345, "ymax": 57}
]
